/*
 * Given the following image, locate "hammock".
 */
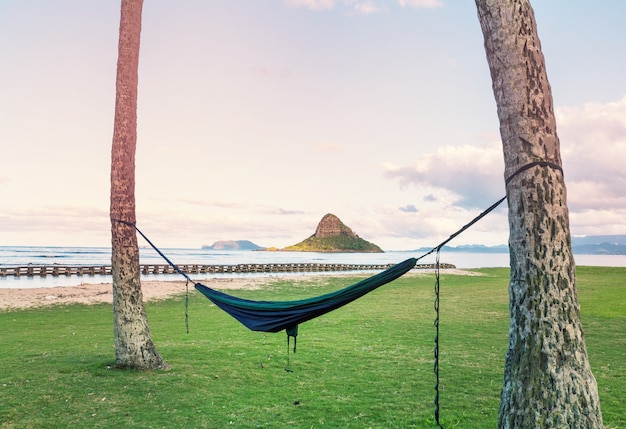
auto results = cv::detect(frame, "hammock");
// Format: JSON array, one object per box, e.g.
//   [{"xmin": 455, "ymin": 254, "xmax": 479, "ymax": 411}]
[
  {"xmin": 194, "ymin": 257, "xmax": 417, "ymax": 340},
  {"xmin": 119, "ymin": 196, "xmax": 506, "ymax": 346}
]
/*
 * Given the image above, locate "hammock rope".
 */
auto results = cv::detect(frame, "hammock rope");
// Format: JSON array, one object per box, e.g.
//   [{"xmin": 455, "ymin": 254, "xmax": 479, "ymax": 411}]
[{"xmin": 434, "ymin": 249, "xmax": 442, "ymax": 428}]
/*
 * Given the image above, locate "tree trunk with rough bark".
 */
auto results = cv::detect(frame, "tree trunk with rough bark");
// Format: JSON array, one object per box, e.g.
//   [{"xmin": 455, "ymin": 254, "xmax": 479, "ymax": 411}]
[
  {"xmin": 110, "ymin": 0, "xmax": 167, "ymax": 370},
  {"xmin": 475, "ymin": 0, "xmax": 602, "ymax": 427}
]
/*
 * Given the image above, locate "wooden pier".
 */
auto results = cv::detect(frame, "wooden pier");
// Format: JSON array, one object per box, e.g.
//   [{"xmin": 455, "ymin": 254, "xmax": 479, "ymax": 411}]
[{"xmin": 0, "ymin": 262, "xmax": 455, "ymax": 278}]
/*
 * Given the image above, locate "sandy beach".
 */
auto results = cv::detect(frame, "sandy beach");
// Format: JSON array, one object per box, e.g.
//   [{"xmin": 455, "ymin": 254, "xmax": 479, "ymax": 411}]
[
  {"xmin": 0, "ymin": 269, "xmax": 480, "ymax": 311},
  {"xmin": 0, "ymin": 277, "xmax": 269, "ymax": 311}
]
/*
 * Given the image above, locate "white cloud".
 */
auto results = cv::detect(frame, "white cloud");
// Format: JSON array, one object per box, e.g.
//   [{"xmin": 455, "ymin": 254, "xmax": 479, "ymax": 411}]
[
  {"xmin": 556, "ymin": 95, "xmax": 626, "ymax": 212},
  {"xmin": 377, "ymin": 143, "xmax": 510, "ymax": 247},
  {"xmin": 285, "ymin": 0, "xmax": 434, "ymax": 14},
  {"xmin": 382, "ymin": 95, "xmax": 626, "ymax": 238},
  {"xmin": 399, "ymin": 204, "xmax": 418, "ymax": 213},
  {"xmin": 383, "ymin": 143, "xmax": 505, "ymax": 209},
  {"xmin": 352, "ymin": 1, "xmax": 386, "ymax": 15},
  {"xmin": 359, "ymin": 200, "xmax": 509, "ymax": 249},
  {"xmin": 178, "ymin": 199, "xmax": 246, "ymax": 209},
  {"xmin": 398, "ymin": 0, "xmax": 443, "ymax": 9},
  {"xmin": 0, "ymin": 206, "xmax": 110, "ymax": 246},
  {"xmin": 273, "ymin": 208, "xmax": 307, "ymax": 215},
  {"xmin": 570, "ymin": 208, "xmax": 626, "ymax": 236},
  {"xmin": 283, "ymin": 0, "xmax": 336, "ymax": 11}
]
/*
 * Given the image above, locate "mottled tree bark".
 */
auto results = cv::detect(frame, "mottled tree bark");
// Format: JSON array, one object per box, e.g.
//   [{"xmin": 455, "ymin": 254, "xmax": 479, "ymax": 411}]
[
  {"xmin": 110, "ymin": 0, "xmax": 167, "ymax": 370},
  {"xmin": 475, "ymin": 0, "xmax": 602, "ymax": 427}
]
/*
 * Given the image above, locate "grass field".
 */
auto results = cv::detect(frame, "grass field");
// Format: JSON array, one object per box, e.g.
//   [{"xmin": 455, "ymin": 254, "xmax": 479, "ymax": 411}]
[{"xmin": 1, "ymin": 266, "xmax": 624, "ymax": 428}]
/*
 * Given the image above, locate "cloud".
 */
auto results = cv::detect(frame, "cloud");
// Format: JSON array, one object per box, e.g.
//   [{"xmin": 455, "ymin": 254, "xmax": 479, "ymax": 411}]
[
  {"xmin": 273, "ymin": 208, "xmax": 307, "ymax": 215},
  {"xmin": 399, "ymin": 204, "xmax": 418, "ymax": 213},
  {"xmin": 398, "ymin": 0, "xmax": 443, "ymax": 9},
  {"xmin": 351, "ymin": 1, "xmax": 387, "ymax": 15},
  {"xmin": 178, "ymin": 198, "xmax": 245, "ymax": 209},
  {"xmin": 383, "ymin": 143, "xmax": 505, "ymax": 209},
  {"xmin": 283, "ymin": 0, "xmax": 336, "ymax": 11},
  {"xmin": 285, "ymin": 0, "xmax": 435, "ymax": 14},
  {"xmin": 0, "ymin": 206, "xmax": 110, "ymax": 246},
  {"xmin": 360, "ymin": 201, "xmax": 509, "ymax": 249},
  {"xmin": 382, "ymin": 95, "xmax": 626, "ymax": 237},
  {"xmin": 556, "ymin": 95, "xmax": 626, "ymax": 212},
  {"xmin": 569, "ymin": 208, "xmax": 626, "ymax": 236}
]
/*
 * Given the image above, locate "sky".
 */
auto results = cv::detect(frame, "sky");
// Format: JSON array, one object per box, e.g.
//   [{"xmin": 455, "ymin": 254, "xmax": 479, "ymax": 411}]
[{"xmin": 1, "ymin": 0, "xmax": 625, "ymax": 251}]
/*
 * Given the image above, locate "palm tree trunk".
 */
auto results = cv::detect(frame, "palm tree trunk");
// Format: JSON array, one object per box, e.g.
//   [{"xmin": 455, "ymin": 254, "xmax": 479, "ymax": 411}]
[
  {"xmin": 110, "ymin": 0, "xmax": 167, "ymax": 370},
  {"xmin": 475, "ymin": 0, "xmax": 602, "ymax": 427}
]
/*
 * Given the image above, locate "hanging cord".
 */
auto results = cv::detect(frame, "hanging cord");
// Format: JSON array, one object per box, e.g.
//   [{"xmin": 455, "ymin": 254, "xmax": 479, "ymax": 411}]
[
  {"xmin": 285, "ymin": 337, "xmax": 294, "ymax": 373},
  {"xmin": 433, "ymin": 248, "xmax": 442, "ymax": 428},
  {"xmin": 410, "ymin": 195, "xmax": 506, "ymax": 428},
  {"xmin": 111, "ymin": 218, "xmax": 195, "ymax": 333},
  {"xmin": 185, "ymin": 278, "xmax": 190, "ymax": 334}
]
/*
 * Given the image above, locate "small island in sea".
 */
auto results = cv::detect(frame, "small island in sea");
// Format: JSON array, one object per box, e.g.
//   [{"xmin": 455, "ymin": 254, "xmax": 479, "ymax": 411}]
[
  {"xmin": 281, "ymin": 213, "xmax": 384, "ymax": 253},
  {"xmin": 201, "ymin": 240, "xmax": 265, "ymax": 251}
]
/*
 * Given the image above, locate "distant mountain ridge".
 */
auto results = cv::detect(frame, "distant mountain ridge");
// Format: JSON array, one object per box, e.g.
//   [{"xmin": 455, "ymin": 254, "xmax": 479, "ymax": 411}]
[
  {"xmin": 415, "ymin": 235, "xmax": 626, "ymax": 255},
  {"xmin": 571, "ymin": 235, "xmax": 626, "ymax": 255},
  {"xmin": 202, "ymin": 240, "xmax": 264, "ymax": 251}
]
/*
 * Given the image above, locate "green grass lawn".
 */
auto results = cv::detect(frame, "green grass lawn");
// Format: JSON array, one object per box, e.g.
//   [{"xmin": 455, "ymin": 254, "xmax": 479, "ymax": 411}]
[{"xmin": 0, "ymin": 266, "xmax": 624, "ymax": 428}]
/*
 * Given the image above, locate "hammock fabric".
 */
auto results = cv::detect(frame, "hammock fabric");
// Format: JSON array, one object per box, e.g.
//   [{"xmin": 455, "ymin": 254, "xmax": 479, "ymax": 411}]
[{"xmin": 194, "ymin": 257, "xmax": 417, "ymax": 340}]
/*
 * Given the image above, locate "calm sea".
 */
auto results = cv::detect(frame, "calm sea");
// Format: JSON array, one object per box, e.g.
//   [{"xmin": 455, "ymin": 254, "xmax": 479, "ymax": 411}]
[{"xmin": 1, "ymin": 246, "xmax": 624, "ymax": 289}]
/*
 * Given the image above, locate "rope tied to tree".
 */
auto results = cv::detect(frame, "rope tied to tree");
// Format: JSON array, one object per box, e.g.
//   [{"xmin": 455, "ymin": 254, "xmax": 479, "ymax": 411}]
[{"xmin": 505, "ymin": 159, "xmax": 563, "ymax": 186}]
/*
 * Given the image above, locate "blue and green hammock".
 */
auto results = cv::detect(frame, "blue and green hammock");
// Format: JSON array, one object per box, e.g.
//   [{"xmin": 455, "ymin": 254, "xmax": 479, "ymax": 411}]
[{"xmin": 194, "ymin": 257, "xmax": 417, "ymax": 345}]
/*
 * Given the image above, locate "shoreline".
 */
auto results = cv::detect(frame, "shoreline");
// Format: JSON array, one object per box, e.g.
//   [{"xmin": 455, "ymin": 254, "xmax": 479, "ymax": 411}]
[{"xmin": 0, "ymin": 269, "xmax": 480, "ymax": 311}]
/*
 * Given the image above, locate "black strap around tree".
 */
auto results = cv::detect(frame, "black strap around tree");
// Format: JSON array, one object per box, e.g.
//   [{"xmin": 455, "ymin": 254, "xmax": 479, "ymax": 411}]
[{"xmin": 505, "ymin": 160, "xmax": 563, "ymax": 185}]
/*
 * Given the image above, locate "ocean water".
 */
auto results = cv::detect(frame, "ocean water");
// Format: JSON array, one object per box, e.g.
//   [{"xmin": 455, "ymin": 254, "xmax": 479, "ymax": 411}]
[
  {"xmin": 0, "ymin": 246, "xmax": 428, "ymax": 289},
  {"xmin": 1, "ymin": 246, "xmax": 624, "ymax": 289}
]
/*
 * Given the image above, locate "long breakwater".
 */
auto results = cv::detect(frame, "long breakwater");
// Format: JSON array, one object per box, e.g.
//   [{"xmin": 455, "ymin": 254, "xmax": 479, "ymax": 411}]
[{"xmin": 0, "ymin": 262, "xmax": 454, "ymax": 278}]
